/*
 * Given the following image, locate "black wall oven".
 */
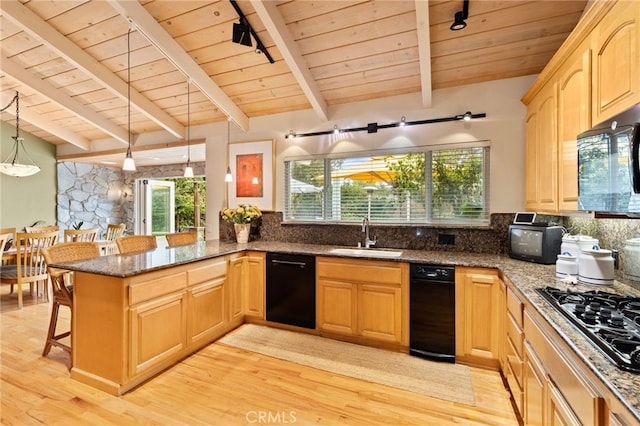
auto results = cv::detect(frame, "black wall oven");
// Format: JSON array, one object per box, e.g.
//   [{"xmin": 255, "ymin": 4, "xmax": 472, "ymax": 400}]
[{"xmin": 265, "ymin": 252, "xmax": 316, "ymax": 329}]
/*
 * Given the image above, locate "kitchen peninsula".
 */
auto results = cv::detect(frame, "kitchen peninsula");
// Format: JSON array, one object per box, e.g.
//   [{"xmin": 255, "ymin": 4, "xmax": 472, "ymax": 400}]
[{"xmin": 53, "ymin": 240, "xmax": 640, "ymax": 424}]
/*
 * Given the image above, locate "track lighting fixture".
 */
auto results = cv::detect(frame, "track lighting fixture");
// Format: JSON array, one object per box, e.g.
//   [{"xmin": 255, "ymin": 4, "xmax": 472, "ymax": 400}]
[
  {"xmin": 122, "ymin": 27, "xmax": 136, "ymax": 172},
  {"xmin": 450, "ymin": 0, "xmax": 469, "ymax": 31},
  {"xmin": 286, "ymin": 130, "xmax": 295, "ymax": 139},
  {"xmin": 229, "ymin": 0, "xmax": 274, "ymax": 64},
  {"xmin": 284, "ymin": 111, "xmax": 486, "ymax": 139}
]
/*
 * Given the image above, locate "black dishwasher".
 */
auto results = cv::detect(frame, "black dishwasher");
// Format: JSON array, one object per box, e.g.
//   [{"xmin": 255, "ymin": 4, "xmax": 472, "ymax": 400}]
[
  {"xmin": 410, "ymin": 264, "xmax": 456, "ymax": 363},
  {"xmin": 266, "ymin": 253, "xmax": 316, "ymax": 329}
]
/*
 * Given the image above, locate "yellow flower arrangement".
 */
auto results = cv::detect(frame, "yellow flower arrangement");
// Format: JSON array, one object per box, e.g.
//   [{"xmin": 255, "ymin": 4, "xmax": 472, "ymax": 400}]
[{"xmin": 220, "ymin": 203, "xmax": 262, "ymax": 224}]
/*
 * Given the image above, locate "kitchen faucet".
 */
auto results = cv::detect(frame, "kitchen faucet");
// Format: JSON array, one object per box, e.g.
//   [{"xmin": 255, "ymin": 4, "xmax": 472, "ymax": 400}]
[{"xmin": 362, "ymin": 217, "xmax": 377, "ymax": 248}]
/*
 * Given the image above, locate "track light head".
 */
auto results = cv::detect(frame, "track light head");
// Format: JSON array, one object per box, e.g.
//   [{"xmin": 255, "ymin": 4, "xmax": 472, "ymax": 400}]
[
  {"xmin": 450, "ymin": 0, "xmax": 469, "ymax": 31},
  {"xmin": 463, "ymin": 111, "xmax": 472, "ymax": 121},
  {"xmin": 400, "ymin": 116, "xmax": 406, "ymax": 127},
  {"xmin": 232, "ymin": 21, "xmax": 252, "ymax": 46}
]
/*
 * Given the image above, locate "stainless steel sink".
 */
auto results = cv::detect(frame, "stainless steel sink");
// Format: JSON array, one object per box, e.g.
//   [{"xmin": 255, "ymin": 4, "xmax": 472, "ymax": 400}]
[{"xmin": 328, "ymin": 247, "xmax": 403, "ymax": 258}]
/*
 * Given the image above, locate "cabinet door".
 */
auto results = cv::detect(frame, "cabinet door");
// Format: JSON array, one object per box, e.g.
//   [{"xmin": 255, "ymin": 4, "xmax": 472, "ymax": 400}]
[
  {"xmin": 317, "ymin": 279, "xmax": 357, "ymax": 335},
  {"xmin": 524, "ymin": 342, "xmax": 546, "ymax": 426},
  {"xmin": 188, "ymin": 277, "xmax": 226, "ymax": 346},
  {"xmin": 244, "ymin": 252, "xmax": 265, "ymax": 319},
  {"xmin": 537, "ymin": 83, "xmax": 558, "ymax": 212},
  {"xmin": 547, "ymin": 381, "xmax": 581, "ymax": 426},
  {"xmin": 357, "ymin": 283, "xmax": 402, "ymax": 343},
  {"xmin": 456, "ymin": 268, "xmax": 501, "ymax": 363},
  {"xmin": 227, "ymin": 256, "xmax": 245, "ymax": 324},
  {"xmin": 525, "ymin": 106, "xmax": 539, "ymax": 211},
  {"xmin": 558, "ymin": 46, "xmax": 591, "ymax": 211},
  {"xmin": 130, "ymin": 291, "xmax": 187, "ymax": 377},
  {"xmin": 592, "ymin": 0, "xmax": 640, "ymax": 124}
]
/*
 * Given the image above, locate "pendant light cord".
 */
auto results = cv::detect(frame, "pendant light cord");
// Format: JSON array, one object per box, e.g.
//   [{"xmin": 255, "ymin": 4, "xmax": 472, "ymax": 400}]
[
  {"xmin": 127, "ymin": 27, "xmax": 132, "ymax": 152},
  {"xmin": 187, "ymin": 79, "xmax": 191, "ymax": 162},
  {"xmin": 1, "ymin": 91, "xmax": 20, "ymax": 140}
]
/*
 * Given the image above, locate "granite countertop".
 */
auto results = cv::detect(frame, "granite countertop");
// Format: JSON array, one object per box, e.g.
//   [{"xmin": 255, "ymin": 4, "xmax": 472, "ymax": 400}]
[{"xmin": 53, "ymin": 240, "xmax": 640, "ymax": 421}]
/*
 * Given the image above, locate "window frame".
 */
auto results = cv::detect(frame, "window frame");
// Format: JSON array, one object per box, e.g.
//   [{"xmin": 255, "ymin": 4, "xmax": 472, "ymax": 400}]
[{"xmin": 283, "ymin": 142, "xmax": 490, "ymax": 226}]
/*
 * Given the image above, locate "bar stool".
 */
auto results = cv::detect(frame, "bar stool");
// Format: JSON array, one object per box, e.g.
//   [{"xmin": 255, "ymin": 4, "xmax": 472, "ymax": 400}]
[{"xmin": 41, "ymin": 242, "xmax": 100, "ymax": 366}]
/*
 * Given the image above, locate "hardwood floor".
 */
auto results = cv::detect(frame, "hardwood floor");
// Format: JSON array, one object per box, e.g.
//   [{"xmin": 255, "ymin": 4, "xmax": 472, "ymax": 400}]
[{"xmin": 1, "ymin": 288, "xmax": 520, "ymax": 425}]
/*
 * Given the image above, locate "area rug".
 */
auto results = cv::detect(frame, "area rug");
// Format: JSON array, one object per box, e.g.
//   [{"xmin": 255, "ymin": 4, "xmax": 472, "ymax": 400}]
[{"xmin": 219, "ymin": 324, "xmax": 475, "ymax": 406}]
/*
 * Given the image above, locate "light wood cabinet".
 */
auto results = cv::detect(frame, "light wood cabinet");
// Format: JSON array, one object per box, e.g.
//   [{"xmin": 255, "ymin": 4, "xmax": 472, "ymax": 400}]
[
  {"xmin": 591, "ymin": 0, "xmax": 640, "ymax": 124},
  {"xmin": 503, "ymin": 285, "xmax": 524, "ymax": 414},
  {"xmin": 557, "ymin": 43, "xmax": 591, "ymax": 211},
  {"xmin": 187, "ymin": 258, "xmax": 228, "ymax": 345},
  {"xmin": 130, "ymin": 291, "xmax": 187, "ymax": 377},
  {"xmin": 316, "ymin": 257, "xmax": 408, "ymax": 346},
  {"xmin": 523, "ymin": 309, "xmax": 604, "ymax": 426},
  {"xmin": 227, "ymin": 255, "xmax": 244, "ymax": 325},
  {"xmin": 244, "ymin": 251, "xmax": 265, "ymax": 319},
  {"xmin": 525, "ymin": 82, "xmax": 558, "ymax": 212},
  {"xmin": 522, "ymin": 0, "xmax": 640, "ymax": 213},
  {"xmin": 455, "ymin": 267, "xmax": 502, "ymax": 368}
]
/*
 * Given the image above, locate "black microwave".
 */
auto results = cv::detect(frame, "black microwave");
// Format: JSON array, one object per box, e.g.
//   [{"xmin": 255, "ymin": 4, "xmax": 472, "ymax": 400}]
[
  {"xmin": 508, "ymin": 224, "xmax": 563, "ymax": 264},
  {"xmin": 577, "ymin": 105, "xmax": 640, "ymax": 217}
]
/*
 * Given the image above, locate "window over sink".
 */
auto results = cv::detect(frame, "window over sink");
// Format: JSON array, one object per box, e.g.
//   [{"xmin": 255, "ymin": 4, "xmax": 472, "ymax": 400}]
[{"xmin": 284, "ymin": 144, "xmax": 490, "ymax": 225}]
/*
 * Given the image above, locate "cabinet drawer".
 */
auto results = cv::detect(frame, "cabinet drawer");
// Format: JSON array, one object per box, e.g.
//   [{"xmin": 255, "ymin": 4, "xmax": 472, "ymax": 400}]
[
  {"xmin": 505, "ymin": 360, "xmax": 524, "ymax": 414},
  {"xmin": 506, "ymin": 334, "xmax": 524, "ymax": 390},
  {"xmin": 317, "ymin": 257, "xmax": 402, "ymax": 285},
  {"xmin": 507, "ymin": 311, "xmax": 524, "ymax": 357},
  {"xmin": 524, "ymin": 311, "xmax": 604, "ymax": 426},
  {"xmin": 129, "ymin": 271, "xmax": 187, "ymax": 305},
  {"xmin": 507, "ymin": 288, "xmax": 524, "ymax": 327},
  {"xmin": 187, "ymin": 258, "xmax": 227, "ymax": 285}
]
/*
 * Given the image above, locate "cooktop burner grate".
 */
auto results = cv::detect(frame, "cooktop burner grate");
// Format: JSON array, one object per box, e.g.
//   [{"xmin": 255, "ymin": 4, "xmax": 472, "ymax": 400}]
[{"xmin": 535, "ymin": 287, "xmax": 640, "ymax": 373}]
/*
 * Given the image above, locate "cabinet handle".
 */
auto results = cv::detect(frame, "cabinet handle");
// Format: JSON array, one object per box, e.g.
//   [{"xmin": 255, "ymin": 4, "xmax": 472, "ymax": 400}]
[{"xmin": 270, "ymin": 260, "xmax": 307, "ymax": 268}]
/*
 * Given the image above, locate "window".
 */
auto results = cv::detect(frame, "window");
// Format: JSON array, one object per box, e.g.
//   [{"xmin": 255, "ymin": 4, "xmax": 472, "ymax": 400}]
[{"xmin": 284, "ymin": 145, "xmax": 490, "ymax": 225}]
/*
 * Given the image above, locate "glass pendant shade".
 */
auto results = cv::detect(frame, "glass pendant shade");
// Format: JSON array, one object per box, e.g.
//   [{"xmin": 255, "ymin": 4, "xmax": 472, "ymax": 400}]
[
  {"xmin": 184, "ymin": 164, "xmax": 194, "ymax": 178},
  {"xmin": 123, "ymin": 147, "xmax": 136, "ymax": 171},
  {"xmin": 225, "ymin": 166, "xmax": 233, "ymax": 182},
  {"xmin": 1, "ymin": 92, "xmax": 40, "ymax": 177}
]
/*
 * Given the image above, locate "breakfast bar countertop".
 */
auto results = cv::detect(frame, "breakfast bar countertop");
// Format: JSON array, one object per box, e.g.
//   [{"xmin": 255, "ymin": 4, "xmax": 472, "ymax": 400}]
[{"xmin": 52, "ymin": 240, "xmax": 640, "ymax": 421}]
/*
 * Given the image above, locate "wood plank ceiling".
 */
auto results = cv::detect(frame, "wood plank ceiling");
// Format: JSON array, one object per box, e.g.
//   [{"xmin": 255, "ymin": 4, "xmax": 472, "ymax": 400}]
[{"xmin": 0, "ymin": 0, "xmax": 588, "ymax": 166}]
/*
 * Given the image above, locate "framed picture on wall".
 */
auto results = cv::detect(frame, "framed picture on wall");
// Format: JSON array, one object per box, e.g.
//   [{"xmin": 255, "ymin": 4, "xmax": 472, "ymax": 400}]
[{"xmin": 227, "ymin": 139, "xmax": 275, "ymax": 211}]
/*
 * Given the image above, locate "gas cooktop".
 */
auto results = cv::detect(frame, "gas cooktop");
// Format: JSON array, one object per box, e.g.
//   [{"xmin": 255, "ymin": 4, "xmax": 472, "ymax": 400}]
[{"xmin": 535, "ymin": 287, "xmax": 640, "ymax": 373}]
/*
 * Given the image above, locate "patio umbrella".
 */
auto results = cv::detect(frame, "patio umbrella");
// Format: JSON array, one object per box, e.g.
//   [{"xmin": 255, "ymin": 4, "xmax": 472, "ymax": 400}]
[
  {"xmin": 317, "ymin": 156, "xmax": 400, "ymax": 184},
  {"xmin": 290, "ymin": 178, "xmax": 322, "ymax": 193}
]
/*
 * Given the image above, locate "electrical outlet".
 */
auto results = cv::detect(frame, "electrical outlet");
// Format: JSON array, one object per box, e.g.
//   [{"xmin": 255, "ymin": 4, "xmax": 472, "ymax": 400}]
[{"xmin": 438, "ymin": 233, "xmax": 455, "ymax": 245}]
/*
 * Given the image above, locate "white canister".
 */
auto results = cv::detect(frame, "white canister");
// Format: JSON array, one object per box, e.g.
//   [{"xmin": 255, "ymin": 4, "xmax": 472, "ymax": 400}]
[
  {"xmin": 623, "ymin": 237, "xmax": 640, "ymax": 281},
  {"xmin": 556, "ymin": 252, "xmax": 578, "ymax": 278},
  {"xmin": 561, "ymin": 235, "xmax": 599, "ymax": 257},
  {"xmin": 578, "ymin": 245, "xmax": 615, "ymax": 286}
]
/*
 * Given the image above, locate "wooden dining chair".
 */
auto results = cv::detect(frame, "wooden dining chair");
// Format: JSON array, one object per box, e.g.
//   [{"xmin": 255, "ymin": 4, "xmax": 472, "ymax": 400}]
[
  {"xmin": 63, "ymin": 228, "xmax": 99, "ymax": 243},
  {"xmin": 116, "ymin": 235, "xmax": 158, "ymax": 254},
  {"xmin": 25, "ymin": 225, "xmax": 59, "ymax": 233},
  {"xmin": 104, "ymin": 223, "xmax": 126, "ymax": 255},
  {"xmin": 0, "ymin": 227, "xmax": 16, "ymax": 262},
  {"xmin": 0, "ymin": 233, "xmax": 9, "ymax": 255},
  {"xmin": 165, "ymin": 232, "xmax": 198, "ymax": 247},
  {"xmin": 41, "ymin": 242, "xmax": 100, "ymax": 366},
  {"xmin": 0, "ymin": 230, "xmax": 59, "ymax": 309}
]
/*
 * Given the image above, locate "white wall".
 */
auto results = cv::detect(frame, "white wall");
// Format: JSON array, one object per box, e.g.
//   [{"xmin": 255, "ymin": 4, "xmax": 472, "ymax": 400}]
[{"xmin": 56, "ymin": 75, "xmax": 536, "ymax": 241}]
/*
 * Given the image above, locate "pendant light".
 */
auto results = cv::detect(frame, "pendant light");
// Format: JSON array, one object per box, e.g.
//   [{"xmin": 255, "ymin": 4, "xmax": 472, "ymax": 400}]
[
  {"xmin": 183, "ymin": 79, "xmax": 194, "ymax": 178},
  {"xmin": 0, "ymin": 91, "xmax": 40, "ymax": 177},
  {"xmin": 224, "ymin": 118, "xmax": 233, "ymax": 183},
  {"xmin": 122, "ymin": 27, "xmax": 136, "ymax": 171}
]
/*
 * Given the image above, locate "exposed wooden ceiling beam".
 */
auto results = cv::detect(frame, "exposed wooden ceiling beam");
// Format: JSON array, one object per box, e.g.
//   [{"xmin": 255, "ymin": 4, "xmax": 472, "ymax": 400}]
[
  {"xmin": 0, "ymin": 92, "xmax": 91, "ymax": 151},
  {"xmin": 1, "ymin": 53, "xmax": 129, "ymax": 145},
  {"xmin": 0, "ymin": 0, "xmax": 185, "ymax": 140},
  {"xmin": 415, "ymin": 0, "xmax": 432, "ymax": 108},
  {"xmin": 251, "ymin": 0, "xmax": 328, "ymax": 122},
  {"xmin": 107, "ymin": 0, "xmax": 250, "ymax": 131}
]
